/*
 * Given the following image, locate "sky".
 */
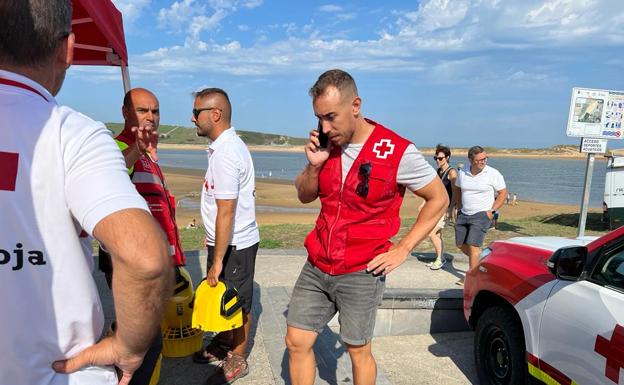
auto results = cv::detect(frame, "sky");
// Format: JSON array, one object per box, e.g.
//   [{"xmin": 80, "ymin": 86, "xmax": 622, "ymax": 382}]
[{"xmin": 57, "ymin": 0, "xmax": 624, "ymax": 149}]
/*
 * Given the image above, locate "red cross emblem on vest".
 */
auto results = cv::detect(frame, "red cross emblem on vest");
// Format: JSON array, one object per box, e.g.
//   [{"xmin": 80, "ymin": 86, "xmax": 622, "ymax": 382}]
[
  {"xmin": 0, "ymin": 152, "xmax": 19, "ymax": 191},
  {"xmin": 373, "ymin": 139, "xmax": 395, "ymax": 159},
  {"xmin": 595, "ymin": 323, "xmax": 624, "ymax": 384}
]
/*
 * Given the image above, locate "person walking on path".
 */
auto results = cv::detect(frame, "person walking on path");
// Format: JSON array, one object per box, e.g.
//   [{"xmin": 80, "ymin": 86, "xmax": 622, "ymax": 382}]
[
  {"xmin": 0, "ymin": 2, "xmax": 172, "ymax": 384},
  {"xmin": 192, "ymin": 88, "xmax": 260, "ymax": 385},
  {"xmin": 98, "ymin": 88, "xmax": 188, "ymax": 385},
  {"xmin": 425, "ymin": 144, "xmax": 457, "ymax": 270},
  {"xmin": 285, "ymin": 69, "xmax": 448, "ymax": 385},
  {"xmin": 453, "ymin": 146, "xmax": 507, "ymax": 285}
]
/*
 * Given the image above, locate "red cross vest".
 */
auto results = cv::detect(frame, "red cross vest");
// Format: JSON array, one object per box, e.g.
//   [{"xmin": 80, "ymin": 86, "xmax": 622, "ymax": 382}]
[
  {"xmin": 304, "ymin": 120, "xmax": 410, "ymax": 275},
  {"xmin": 116, "ymin": 131, "xmax": 185, "ymax": 266}
]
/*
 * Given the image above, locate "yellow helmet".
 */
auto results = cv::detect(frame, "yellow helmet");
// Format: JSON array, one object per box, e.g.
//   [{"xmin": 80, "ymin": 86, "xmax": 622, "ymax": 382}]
[{"xmin": 192, "ymin": 280, "xmax": 243, "ymax": 332}]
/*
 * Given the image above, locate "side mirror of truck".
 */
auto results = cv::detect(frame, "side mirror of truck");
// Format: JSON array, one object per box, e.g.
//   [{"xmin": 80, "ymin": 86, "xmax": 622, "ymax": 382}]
[{"xmin": 546, "ymin": 246, "xmax": 587, "ymax": 280}]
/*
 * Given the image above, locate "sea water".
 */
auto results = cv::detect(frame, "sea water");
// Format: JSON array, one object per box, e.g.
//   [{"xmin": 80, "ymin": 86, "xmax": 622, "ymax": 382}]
[{"xmin": 157, "ymin": 149, "xmax": 607, "ymax": 208}]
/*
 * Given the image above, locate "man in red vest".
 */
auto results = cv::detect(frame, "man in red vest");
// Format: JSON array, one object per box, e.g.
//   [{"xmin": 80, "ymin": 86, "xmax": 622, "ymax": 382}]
[
  {"xmin": 99, "ymin": 88, "xmax": 185, "ymax": 385},
  {"xmin": 285, "ymin": 69, "xmax": 448, "ymax": 385}
]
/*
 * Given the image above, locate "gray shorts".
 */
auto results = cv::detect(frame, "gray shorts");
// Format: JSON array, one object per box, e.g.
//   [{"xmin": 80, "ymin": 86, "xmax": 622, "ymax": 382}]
[
  {"xmin": 455, "ymin": 211, "xmax": 492, "ymax": 247},
  {"xmin": 286, "ymin": 261, "xmax": 385, "ymax": 346}
]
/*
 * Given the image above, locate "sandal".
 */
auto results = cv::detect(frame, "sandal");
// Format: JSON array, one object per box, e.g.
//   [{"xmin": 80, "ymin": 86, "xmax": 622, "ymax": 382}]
[{"xmin": 192, "ymin": 340, "xmax": 230, "ymax": 364}]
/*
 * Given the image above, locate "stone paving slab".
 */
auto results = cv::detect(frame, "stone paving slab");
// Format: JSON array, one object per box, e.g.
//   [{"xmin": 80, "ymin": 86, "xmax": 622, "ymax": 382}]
[
  {"xmin": 95, "ymin": 249, "xmax": 476, "ymax": 385},
  {"xmin": 260, "ymin": 286, "xmax": 393, "ymax": 385}
]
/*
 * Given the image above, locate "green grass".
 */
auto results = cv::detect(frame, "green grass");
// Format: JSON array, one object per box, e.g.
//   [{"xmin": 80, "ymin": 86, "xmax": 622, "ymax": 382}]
[
  {"xmin": 408, "ymin": 213, "xmax": 608, "ymax": 253},
  {"xmin": 177, "ymin": 223, "xmax": 314, "ymax": 250},
  {"xmin": 173, "ymin": 212, "xmax": 610, "ymax": 252},
  {"xmin": 92, "ymin": 213, "xmax": 608, "ymax": 254}
]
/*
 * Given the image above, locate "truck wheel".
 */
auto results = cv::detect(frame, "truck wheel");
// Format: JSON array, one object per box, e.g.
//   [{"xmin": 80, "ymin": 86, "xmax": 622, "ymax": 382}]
[{"xmin": 475, "ymin": 306, "xmax": 528, "ymax": 385}]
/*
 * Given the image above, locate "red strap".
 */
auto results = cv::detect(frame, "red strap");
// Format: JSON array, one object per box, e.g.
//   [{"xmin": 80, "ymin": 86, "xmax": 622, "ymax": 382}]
[{"xmin": 0, "ymin": 77, "xmax": 48, "ymax": 101}]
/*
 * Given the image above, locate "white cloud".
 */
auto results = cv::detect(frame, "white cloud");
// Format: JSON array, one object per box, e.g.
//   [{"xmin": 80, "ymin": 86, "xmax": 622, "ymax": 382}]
[
  {"xmin": 336, "ymin": 13, "xmax": 357, "ymax": 21},
  {"xmin": 102, "ymin": 0, "xmax": 623, "ymax": 85},
  {"xmin": 111, "ymin": 0, "xmax": 152, "ymax": 34},
  {"xmin": 111, "ymin": 0, "xmax": 151, "ymax": 23},
  {"xmin": 157, "ymin": 0, "xmax": 262, "ymax": 39},
  {"xmin": 319, "ymin": 4, "xmax": 343, "ymax": 13},
  {"xmin": 402, "ymin": 0, "xmax": 470, "ymax": 33},
  {"xmin": 187, "ymin": 10, "xmax": 228, "ymax": 40},
  {"xmin": 242, "ymin": 0, "xmax": 263, "ymax": 8},
  {"xmin": 157, "ymin": 0, "xmax": 199, "ymax": 32}
]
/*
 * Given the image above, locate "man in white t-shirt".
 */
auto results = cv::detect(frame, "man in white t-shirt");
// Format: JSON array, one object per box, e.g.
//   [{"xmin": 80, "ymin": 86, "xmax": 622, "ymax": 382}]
[
  {"xmin": 0, "ymin": 2, "xmax": 172, "ymax": 384},
  {"xmin": 192, "ymin": 87, "xmax": 260, "ymax": 384},
  {"xmin": 453, "ymin": 146, "xmax": 507, "ymax": 283}
]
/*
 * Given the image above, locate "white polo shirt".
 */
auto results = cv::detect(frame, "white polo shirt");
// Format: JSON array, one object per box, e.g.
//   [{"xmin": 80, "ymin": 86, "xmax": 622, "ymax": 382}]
[
  {"xmin": 0, "ymin": 70, "xmax": 148, "ymax": 385},
  {"xmin": 456, "ymin": 164, "xmax": 506, "ymax": 215},
  {"xmin": 201, "ymin": 127, "xmax": 260, "ymax": 249}
]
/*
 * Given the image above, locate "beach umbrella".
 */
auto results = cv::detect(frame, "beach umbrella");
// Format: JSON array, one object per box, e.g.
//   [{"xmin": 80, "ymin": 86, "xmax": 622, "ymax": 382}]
[{"xmin": 71, "ymin": 0, "xmax": 131, "ymax": 92}]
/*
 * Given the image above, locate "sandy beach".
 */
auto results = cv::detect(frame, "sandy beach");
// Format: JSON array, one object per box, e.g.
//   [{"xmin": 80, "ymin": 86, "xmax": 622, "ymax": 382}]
[
  {"xmin": 158, "ymin": 142, "xmax": 612, "ymax": 160},
  {"xmin": 163, "ymin": 166, "xmax": 598, "ymax": 228}
]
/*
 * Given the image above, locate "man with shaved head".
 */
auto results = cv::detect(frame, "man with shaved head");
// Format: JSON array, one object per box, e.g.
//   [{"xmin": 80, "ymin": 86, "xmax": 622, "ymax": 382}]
[
  {"xmin": 285, "ymin": 69, "xmax": 448, "ymax": 385},
  {"xmin": 192, "ymin": 88, "xmax": 259, "ymax": 385},
  {"xmin": 97, "ymin": 88, "xmax": 188, "ymax": 385},
  {"xmin": 0, "ymin": 1, "xmax": 172, "ymax": 384}
]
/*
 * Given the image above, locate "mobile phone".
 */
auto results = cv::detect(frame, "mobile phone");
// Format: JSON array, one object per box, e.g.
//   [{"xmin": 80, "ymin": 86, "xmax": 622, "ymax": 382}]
[{"xmin": 317, "ymin": 120, "xmax": 329, "ymax": 148}]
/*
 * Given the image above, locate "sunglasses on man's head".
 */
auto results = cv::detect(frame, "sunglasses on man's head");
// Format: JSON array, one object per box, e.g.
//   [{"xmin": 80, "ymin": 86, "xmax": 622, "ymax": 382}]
[
  {"xmin": 356, "ymin": 162, "xmax": 372, "ymax": 198},
  {"xmin": 192, "ymin": 107, "xmax": 220, "ymax": 119},
  {"xmin": 433, "ymin": 156, "xmax": 446, "ymax": 161}
]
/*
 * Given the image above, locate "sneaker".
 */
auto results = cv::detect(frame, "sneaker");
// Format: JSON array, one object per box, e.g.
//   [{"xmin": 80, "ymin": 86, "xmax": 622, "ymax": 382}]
[
  {"xmin": 192, "ymin": 340, "xmax": 230, "ymax": 364},
  {"xmin": 429, "ymin": 258, "xmax": 446, "ymax": 270},
  {"xmin": 205, "ymin": 352, "xmax": 249, "ymax": 385},
  {"xmin": 424, "ymin": 261, "xmax": 434, "ymax": 267}
]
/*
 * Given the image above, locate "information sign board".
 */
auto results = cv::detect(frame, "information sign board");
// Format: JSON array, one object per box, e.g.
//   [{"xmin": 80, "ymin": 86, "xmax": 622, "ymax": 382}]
[
  {"xmin": 580, "ymin": 137, "xmax": 608, "ymax": 153},
  {"xmin": 566, "ymin": 87, "xmax": 624, "ymax": 139}
]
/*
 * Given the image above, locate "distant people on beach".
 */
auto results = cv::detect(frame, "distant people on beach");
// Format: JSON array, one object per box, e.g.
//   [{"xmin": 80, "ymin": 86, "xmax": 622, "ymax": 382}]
[
  {"xmin": 187, "ymin": 218, "xmax": 197, "ymax": 229},
  {"xmin": 512, "ymin": 193, "xmax": 518, "ymax": 206},
  {"xmin": 506, "ymin": 193, "xmax": 511, "ymax": 205},
  {"xmin": 0, "ymin": 2, "xmax": 172, "ymax": 384},
  {"xmin": 424, "ymin": 144, "xmax": 457, "ymax": 271},
  {"xmin": 193, "ymin": 87, "xmax": 259, "ymax": 384},
  {"xmin": 286, "ymin": 69, "xmax": 447, "ymax": 385},
  {"xmin": 453, "ymin": 146, "xmax": 507, "ymax": 285}
]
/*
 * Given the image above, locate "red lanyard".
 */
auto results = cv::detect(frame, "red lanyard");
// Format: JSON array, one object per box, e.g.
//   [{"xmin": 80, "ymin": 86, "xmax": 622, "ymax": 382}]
[{"xmin": 0, "ymin": 77, "xmax": 48, "ymax": 101}]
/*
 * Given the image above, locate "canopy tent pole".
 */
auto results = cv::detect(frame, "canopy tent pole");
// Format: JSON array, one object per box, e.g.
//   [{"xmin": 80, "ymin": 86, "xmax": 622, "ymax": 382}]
[{"xmin": 121, "ymin": 65, "xmax": 131, "ymax": 93}]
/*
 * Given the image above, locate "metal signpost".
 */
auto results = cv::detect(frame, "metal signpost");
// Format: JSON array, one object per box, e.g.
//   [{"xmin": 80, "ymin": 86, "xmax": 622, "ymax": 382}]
[{"xmin": 566, "ymin": 87, "xmax": 624, "ymax": 237}]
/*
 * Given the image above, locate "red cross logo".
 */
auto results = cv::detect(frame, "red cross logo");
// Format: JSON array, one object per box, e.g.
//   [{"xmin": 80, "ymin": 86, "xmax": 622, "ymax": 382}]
[
  {"xmin": 595, "ymin": 324, "xmax": 624, "ymax": 384},
  {"xmin": 0, "ymin": 152, "xmax": 19, "ymax": 191},
  {"xmin": 373, "ymin": 139, "xmax": 395, "ymax": 159}
]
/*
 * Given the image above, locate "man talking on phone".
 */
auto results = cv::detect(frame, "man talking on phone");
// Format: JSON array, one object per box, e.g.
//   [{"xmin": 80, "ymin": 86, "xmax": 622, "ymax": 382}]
[{"xmin": 285, "ymin": 69, "xmax": 448, "ymax": 385}]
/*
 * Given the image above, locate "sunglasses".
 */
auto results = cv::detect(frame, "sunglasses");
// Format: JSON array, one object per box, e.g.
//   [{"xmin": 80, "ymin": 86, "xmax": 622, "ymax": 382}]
[
  {"xmin": 192, "ymin": 107, "xmax": 221, "ymax": 119},
  {"xmin": 433, "ymin": 156, "xmax": 446, "ymax": 161},
  {"xmin": 356, "ymin": 162, "xmax": 371, "ymax": 198},
  {"xmin": 473, "ymin": 157, "xmax": 488, "ymax": 163}
]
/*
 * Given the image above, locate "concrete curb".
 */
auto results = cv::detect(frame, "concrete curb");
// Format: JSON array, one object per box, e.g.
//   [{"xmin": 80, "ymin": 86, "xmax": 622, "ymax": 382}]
[{"xmin": 185, "ymin": 248, "xmax": 471, "ymax": 263}]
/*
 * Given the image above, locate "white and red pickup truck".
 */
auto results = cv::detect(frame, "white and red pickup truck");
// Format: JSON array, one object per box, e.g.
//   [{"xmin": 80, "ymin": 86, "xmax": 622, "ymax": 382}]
[{"xmin": 464, "ymin": 228, "xmax": 624, "ymax": 385}]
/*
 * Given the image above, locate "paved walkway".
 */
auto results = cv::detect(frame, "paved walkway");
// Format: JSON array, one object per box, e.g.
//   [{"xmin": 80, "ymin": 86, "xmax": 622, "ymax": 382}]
[{"xmin": 95, "ymin": 250, "xmax": 478, "ymax": 384}]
